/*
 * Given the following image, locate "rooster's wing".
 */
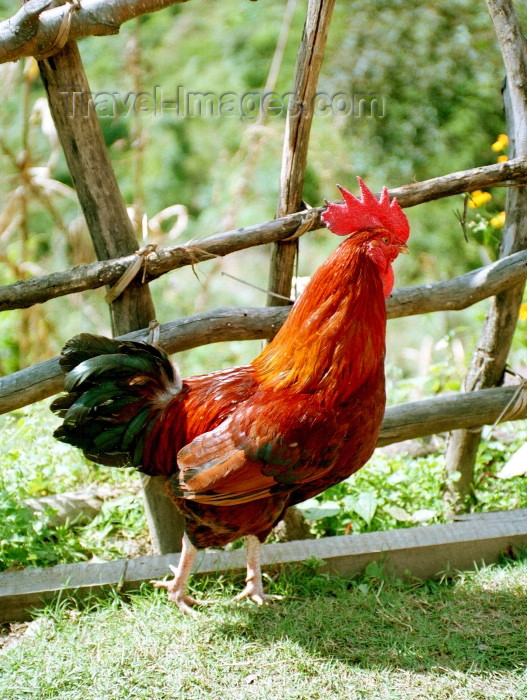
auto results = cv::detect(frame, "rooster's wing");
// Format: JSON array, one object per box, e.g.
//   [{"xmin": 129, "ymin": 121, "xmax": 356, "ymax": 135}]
[{"xmin": 173, "ymin": 391, "xmax": 342, "ymax": 506}]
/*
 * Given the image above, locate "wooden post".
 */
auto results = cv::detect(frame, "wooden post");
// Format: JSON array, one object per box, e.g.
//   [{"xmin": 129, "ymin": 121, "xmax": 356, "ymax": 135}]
[
  {"xmin": 444, "ymin": 0, "xmax": 527, "ymax": 511},
  {"xmin": 38, "ymin": 41, "xmax": 185, "ymax": 553},
  {"xmin": 266, "ymin": 0, "xmax": 336, "ymax": 306}
]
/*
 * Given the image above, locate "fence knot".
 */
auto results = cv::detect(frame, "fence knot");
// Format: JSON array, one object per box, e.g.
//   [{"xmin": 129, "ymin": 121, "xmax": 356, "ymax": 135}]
[
  {"xmin": 282, "ymin": 207, "xmax": 319, "ymax": 242},
  {"xmin": 481, "ymin": 369, "xmax": 527, "ymax": 439},
  {"xmin": 34, "ymin": 0, "xmax": 82, "ymax": 61},
  {"xmin": 147, "ymin": 320, "xmax": 160, "ymax": 346},
  {"xmin": 105, "ymin": 243, "xmax": 158, "ymax": 305}
]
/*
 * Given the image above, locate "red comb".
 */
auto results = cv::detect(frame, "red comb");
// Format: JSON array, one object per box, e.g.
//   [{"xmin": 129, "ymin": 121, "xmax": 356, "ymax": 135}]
[{"xmin": 321, "ymin": 177, "xmax": 409, "ymax": 243}]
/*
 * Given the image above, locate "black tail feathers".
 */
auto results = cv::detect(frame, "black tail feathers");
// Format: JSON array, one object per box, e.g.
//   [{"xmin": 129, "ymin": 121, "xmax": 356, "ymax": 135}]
[{"xmin": 51, "ymin": 334, "xmax": 181, "ymax": 469}]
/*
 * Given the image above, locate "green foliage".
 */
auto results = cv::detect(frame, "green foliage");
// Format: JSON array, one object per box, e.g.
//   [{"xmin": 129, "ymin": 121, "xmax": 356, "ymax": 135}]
[
  {"xmin": 297, "ymin": 451, "xmax": 446, "ymax": 537},
  {"xmin": 297, "ymin": 419, "xmax": 527, "ymax": 538},
  {"xmin": 328, "ymin": 1, "xmax": 505, "ymax": 181}
]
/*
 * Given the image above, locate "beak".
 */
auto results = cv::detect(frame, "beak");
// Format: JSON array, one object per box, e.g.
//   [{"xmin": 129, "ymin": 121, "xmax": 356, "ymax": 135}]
[{"xmin": 398, "ymin": 244, "xmax": 409, "ymax": 254}]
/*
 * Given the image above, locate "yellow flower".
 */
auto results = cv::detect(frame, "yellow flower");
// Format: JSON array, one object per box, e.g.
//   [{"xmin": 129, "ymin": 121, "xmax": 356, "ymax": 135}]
[
  {"xmin": 520, "ymin": 302, "xmax": 527, "ymax": 321},
  {"xmin": 468, "ymin": 190, "xmax": 492, "ymax": 208},
  {"xmin": 491, "ymin": 133, "xmax": 508, "ymax": 152},
  {"xmin": 490, "ymin": 211, "xmax": 506, "ymax": 228},
  {"xmin": 497, "ymin": 154, "xmax": 508, "ymax": 163}
]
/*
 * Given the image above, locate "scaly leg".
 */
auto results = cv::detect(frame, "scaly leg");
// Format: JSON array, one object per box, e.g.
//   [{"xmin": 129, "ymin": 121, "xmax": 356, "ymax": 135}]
[
  {"xmin": 234, "ymin": 534, "xmax": 284, "ymax": 605},
  {"xmin": 151, "ymin": 533, "xmax": 213, "ymax": 615}
]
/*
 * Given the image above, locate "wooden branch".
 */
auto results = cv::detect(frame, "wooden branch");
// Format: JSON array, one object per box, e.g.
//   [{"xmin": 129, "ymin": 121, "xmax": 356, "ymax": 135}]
[
  {"xmin": 0, "ymin": 0, "xmax": 191, "ymax": 64},
  {"xmin": 386, "ymin": 248, "xmax": 527, "ymax": 317},
  {"xmin": 0, "ymin": 210, "xmax": 320, "ymax": 312},
  {"xmin": 0, "ymin": 306, "xmax": 289, "ymax": 413},
  {"xmin": 2, "ymin": 329, "xmax": 527, "ymax": 447},
  {"xmin": 389, "ymin": 156, "xmax": 527, "ymax": 206},
  {"xmin": 379, "ymin": 384, "xmax": 527, "ymax": 445},
  {"xmin": 3, "ymin": 509, "xmax": 527, "ymax": 622},
  {"xmin": 2, "ymin": 235, "xmax": 527, "ymax": 322},
  {"xmin": 445, "ymin": 0, "xmax": 527, "ymax": 507},
  {"xmin": 3, "ymin": 158, "xmax": 527, "ymax": 313},
  {"xmin": 3, "ymin": 246, "xmax": 527, "ymax": 414},
  {"xmin": 267, "ymin": 0, "xmax": 336, "ymax": 306}
]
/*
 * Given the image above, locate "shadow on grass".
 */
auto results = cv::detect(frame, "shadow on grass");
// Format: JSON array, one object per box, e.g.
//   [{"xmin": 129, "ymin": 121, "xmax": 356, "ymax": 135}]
[{"xmin": 206, "ymin": 557, "xmax": 527, "ymax": 673}]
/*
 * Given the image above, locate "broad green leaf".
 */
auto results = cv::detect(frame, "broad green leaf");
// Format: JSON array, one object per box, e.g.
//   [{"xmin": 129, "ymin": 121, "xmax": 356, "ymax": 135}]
[
  {"xmin": 297, "ymin": 499, "xmax": 340, "ymax": 521},
  {"xmin": 345, "ymin": 492, "xmax": 378, "ymax": 525}
]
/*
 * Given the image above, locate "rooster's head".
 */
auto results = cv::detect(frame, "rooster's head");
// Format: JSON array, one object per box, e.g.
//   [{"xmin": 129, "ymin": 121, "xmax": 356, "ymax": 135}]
[{"xmin": 322, "ymin": 177, "xmax": 410, "ymax": 297}]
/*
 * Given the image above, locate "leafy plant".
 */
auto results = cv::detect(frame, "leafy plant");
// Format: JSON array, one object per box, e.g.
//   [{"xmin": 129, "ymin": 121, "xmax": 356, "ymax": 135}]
[{"xmin": 0, "ymin": 402, "xmax": 146, "ymax": 571}]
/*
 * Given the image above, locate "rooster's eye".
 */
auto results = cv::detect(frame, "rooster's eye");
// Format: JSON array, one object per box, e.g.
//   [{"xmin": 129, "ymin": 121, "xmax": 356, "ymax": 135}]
[{"xmin": 381, "ymin": 236, "xmax": 390, "ymax": 244}]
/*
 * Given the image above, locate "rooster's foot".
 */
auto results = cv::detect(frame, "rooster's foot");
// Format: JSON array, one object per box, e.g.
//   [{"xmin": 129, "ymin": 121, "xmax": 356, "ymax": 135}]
[
  {"xmin": 150, "ymin": 577, "xmax": 216, "ymax": 615},
  {"xmin": 234, "ymin": 583, "xmax": 284, "ymax": 606},
  {"xmin": 150, "ymin": 561, "xmax": 216, "ymax": 616}
]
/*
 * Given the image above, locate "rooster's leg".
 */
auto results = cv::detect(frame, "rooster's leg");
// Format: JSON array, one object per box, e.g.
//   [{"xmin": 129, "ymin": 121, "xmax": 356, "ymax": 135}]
[
  {"xmin": 234, "ymin": 535, "xmax": 284, "ymax": 605},
  {"xmin": 151, "ymin": 533, "xmax": 212, "ymax": 615}
]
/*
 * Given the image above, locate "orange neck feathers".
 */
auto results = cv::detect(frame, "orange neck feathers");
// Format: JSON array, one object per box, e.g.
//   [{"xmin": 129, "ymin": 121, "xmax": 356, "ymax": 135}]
[{"xmin": 253, "ymin": 234, "xmax": 387, "ymax": 402}]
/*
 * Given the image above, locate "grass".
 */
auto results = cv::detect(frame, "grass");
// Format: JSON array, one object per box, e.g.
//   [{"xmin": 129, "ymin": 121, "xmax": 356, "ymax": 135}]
[{"xmin": 1, "ymin": 557, "xmax": 527, "ymax": 699}]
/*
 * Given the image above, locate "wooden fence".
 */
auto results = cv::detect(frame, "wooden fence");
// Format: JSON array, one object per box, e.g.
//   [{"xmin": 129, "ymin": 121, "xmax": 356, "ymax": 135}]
[{"xmin": 0, "ymin": 0, "xmax": 527, "ymax": 620}]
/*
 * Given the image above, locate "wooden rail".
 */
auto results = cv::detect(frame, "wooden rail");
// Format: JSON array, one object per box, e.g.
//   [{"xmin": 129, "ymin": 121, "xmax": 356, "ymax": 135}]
[
  {"xmin": 2, "ymin": 246, "xmax": 527, "ymax": 414},
  {"xmin": 2, "ymin": 158, "xmax": 527, "ymax": 313},
  {"xmin": 0, "ymin": 0, "xmax": 192, "ymax": 64}
]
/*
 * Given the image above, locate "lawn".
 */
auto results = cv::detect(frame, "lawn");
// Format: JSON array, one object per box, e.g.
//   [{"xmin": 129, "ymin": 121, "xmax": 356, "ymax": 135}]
[{"xmin": 1, "ymin": 558, "xmax": 526, "ymax": 699}]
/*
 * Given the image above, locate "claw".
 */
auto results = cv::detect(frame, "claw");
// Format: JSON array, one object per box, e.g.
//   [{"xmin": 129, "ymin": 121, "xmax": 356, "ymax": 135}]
[
  {"xmin": 150, "ymin": 580, "xmax": 199, "ymax": 616},
  {"xmin": 149, "ymin": 533, "xmax": 208, "ymax": 615},
  {"xmin": 234, "ymin": 583, "xmax": 284, "ymax": 606}
]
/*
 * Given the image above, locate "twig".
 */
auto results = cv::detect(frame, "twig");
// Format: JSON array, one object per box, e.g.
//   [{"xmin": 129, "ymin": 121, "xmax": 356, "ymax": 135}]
[
  {"xmin": 221, "ymin": 272, "xmax": 293, "ymax": 303},
  {"xmin": 219, "ymin": 0, "xmax": 297, "ymax": 233},
  {"xmin": 453, "ymin": 194, "xmax": 469, "ymax": 243}
]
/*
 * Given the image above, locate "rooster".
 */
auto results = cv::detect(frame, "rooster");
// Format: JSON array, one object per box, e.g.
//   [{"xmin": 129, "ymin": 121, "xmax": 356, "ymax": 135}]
[{"xmin": 51, "ymin": 178, "xmax": 410, "ymax": 613}]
